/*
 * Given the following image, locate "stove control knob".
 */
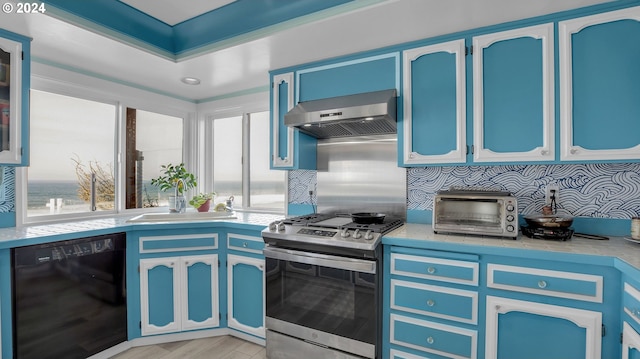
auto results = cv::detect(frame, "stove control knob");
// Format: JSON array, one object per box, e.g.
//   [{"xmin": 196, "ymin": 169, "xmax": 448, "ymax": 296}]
[
  {"xmin": 340, "ymin": 229, "xmax": 350, "ymax": 238},
  {"xmin": 506, "ymin": 215, "xmax": 514, "ymax": 222},
  {"xmin": 506, "ymin": 225, "xmax": 515, "ymax": 232},
  {"xmin": 506, "ymin": 204, "xmax": 515, "ymax": 212},
  {"xmin": 277, "ymin": 222, "xmax": 286, "ymax": 232},
  {"xmin": 268, "ymin": 222, "xmax": 277, "ymax": 231},
  {"xmin": 353, "ymin": 229, "xmax": 362, "ymax": 239},
  {"xmin": 364, "ymin": 230, "xmax": 374, "ymax": 240}
]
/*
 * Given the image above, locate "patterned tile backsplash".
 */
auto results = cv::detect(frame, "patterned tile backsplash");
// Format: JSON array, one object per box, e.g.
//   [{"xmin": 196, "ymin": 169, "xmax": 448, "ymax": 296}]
[
  {"xmin": 290, "ymin": 163, "xmax": 640, "ymax": 219},
  {"xmin": 0, "ymin": 167, "xmax": 14, "ymax": 213}
]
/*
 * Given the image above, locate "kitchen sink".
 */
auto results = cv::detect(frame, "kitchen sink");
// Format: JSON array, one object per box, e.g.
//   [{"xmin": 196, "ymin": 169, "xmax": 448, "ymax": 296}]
[{"xmin": 126, "ymin": 211, "xmax": 237, "ymax": 223}]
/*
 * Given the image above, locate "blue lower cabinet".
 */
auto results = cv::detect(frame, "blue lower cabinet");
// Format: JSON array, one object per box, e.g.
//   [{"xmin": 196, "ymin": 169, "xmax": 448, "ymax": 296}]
[
  {"xmin": 227, "ymin": 254, "xmax": 265, "ymax": 338},
  {"xmin": 390, "ymin": 313, "xmax": 477, "ymax": 359},
  {"xmin": 624, "ymin": 322, "xmax": 640, "ymax": 359},
  {"xmin": 485, "ymin": 296, "xmax": 601, "ymax": 359},
  {"xmin": 140, "ymin": 254, "xmax": 219, "ymax": 336}
]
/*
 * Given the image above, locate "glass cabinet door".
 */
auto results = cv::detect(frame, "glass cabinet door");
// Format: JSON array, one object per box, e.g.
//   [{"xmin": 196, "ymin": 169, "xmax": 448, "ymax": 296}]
[{"xmin": 0, "ymin": 35, "xmax": 24, "ymax": 164}]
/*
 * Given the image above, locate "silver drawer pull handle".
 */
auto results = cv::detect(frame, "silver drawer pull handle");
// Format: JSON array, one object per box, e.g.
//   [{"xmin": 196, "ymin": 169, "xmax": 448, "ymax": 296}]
[
  {"xmin": 426, "ymin": 336, "xmax": 434, "ymax": 344},
  {"xmin": 538, "ymin": 280, "xmax": 547, "ymax": 289},
  {"xmin": 426, "ymin": 299, "xmax": 435, "ymax": 307},
  {"xmin": 427, "ymin": 266, "xmax": 436, "ymax": 274}
]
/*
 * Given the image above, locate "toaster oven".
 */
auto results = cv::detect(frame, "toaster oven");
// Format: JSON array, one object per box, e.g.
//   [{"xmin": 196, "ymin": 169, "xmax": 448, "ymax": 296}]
[{"xmin": 433, "ymin": 189, "xmax": 518, "ymax": 238}]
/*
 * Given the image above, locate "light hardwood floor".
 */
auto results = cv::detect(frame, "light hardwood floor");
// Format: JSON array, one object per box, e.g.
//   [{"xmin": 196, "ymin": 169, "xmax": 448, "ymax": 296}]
[{"xmin": 110, "ymin": 335, "xmax": 266, "ymax": 359}]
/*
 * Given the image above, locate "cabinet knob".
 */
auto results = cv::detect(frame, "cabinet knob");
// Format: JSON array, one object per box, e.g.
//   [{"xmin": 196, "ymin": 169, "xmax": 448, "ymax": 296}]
[
  {"xmin": 243, "ymin": 242, "xmax": 248, "ymax": 248},
  {"xmin": 541, "ymin": 150, "xmax": 548, "ymax": 155},
  {"xmin": 570, "ymin": 148, "xmax": 578, "ymax": 155},
  {"xmin": 426, "ymin": 336, "xmax": 434, "ymax": 345},
  {"xmin": 427, "ymin": 266, "xmax": 436, "ymax": 274},
  {"xmin": 426, "ymin": 299, "xmax": 435, "ymax": 307},
  {"xmin": 538, "ymin": 280, "xmax": 547, "ymax": 289}
]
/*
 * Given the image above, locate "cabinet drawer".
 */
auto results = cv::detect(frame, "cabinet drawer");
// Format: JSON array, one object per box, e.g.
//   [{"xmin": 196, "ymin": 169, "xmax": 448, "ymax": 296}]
[
  {"xmin": 139, "ymin": 233, "xmax": 218, "ymax": 253},
  {"xmin": 391, "ymin": 279, "xmax": 477, "ymax": 324},
  {"xmin": 625, "ymin": 283, "xmax": 640, "ymax": 328},
  {"xmin": 390, "ymin": 348, "xmax": 427, "ymax": 359},
  {"xmin": 391, "ymin": 253, "xmax": 479, "ymax": 286},
  {"xmin": 390, "ymin": 313, "xmax": 477, "ymax": 359},
  {"xmin": 487, "ymin": 263, "xmax": 603, "ymax": 303},
  {"xmin": 227, "ymin": 233, "xmax": 264, "ymax": 254}
]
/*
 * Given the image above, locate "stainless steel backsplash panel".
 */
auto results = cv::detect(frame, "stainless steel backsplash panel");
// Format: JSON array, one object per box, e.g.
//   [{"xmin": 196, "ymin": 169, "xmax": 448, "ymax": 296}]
[{"xmin": 316, "ymin": 135, "xmax": 406, "ymax": 219}]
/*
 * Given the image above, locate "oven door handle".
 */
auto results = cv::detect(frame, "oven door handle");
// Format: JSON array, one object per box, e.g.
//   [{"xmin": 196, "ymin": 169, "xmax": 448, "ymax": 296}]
[{"xmin": 263, "ymin": 246, "xmax": 376, "ymax": 274}]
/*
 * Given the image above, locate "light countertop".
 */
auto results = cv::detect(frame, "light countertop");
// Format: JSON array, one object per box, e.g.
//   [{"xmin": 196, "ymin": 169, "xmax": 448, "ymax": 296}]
[
  {"xmin": 383, "ymin": 223, "xmax": 640, "ymax": 270},
  {"xmin": 0, "ymin": 212, "xmax": 283, "ymax": 249},
  {"xmin": 1, "ymin": 216, "xmax": 639, "ymax": 273}
]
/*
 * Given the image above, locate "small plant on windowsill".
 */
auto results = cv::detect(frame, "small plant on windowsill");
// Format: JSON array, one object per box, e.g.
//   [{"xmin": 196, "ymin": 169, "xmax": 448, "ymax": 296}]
[
  {"xmin": 150, "ymin": 163, "xmax": 197, "ymax": 213},
  {"xmin": 189, "ymin": 192, "xmax": 215, "ymax": 212}
]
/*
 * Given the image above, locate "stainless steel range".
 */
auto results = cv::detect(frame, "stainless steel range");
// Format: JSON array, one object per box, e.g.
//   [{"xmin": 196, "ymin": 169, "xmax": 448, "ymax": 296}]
[
  {"xmin": 262, "ymin": 213, "xmax": 402, "ymax": 359},
  {"xmin": 262, "ymin": 134, "xmax": 406, "ymax": 359}
]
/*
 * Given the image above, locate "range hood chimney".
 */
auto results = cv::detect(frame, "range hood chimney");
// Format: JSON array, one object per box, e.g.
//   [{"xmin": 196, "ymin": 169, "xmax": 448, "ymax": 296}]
[{"xmin": 284, "ymin": 89, "xmax": 397, "ymax": 139}]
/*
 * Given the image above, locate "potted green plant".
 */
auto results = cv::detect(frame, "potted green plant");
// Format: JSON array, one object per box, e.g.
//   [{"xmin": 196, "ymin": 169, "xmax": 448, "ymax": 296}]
[
  {"xmin": 189, "ymin": 192, "xmax": 215, "ymax": 212},
  {"xmin": 150, "ymin": 163, "xmax": 197, "ymax": 213}
]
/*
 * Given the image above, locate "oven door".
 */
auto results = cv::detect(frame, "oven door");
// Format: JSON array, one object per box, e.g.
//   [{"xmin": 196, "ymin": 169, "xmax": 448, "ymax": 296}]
[{"xmin": 264, "ymin": 245, "xmax": 378, "ymax": 359}]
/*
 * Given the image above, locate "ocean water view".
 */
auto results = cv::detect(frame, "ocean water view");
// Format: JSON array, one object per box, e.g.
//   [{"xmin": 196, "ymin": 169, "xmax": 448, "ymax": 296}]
[{"xmin": 28, "ymin": 181, "xmax": 84, "ymax": 209}]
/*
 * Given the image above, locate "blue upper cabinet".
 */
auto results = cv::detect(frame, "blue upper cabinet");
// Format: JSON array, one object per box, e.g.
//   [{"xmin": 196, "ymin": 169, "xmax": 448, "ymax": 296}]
[
  {"xmin": 297, "ymin": 53, "xmax": 399, "ymax": 102},
  {"xmin": 402, "ymin": 23, "xmax": 554, "ymax": 166},
  {"xmin": 0, "ymin": 29, "xmax": 30, "ymax": 166},
  {"xmin": 270, "ymin": 72, "xmax": 316, "ymax": 170},
  {"xmin": 559, "ymin": 6, "xmax": 640, "ymax": 161},
  {"xmin": 401, "ymin": 40, "xmax": 467, "ymax": 165},
  {"xmin": 472, "ymin": 23, "xmax": 555, "ymax": 163}
]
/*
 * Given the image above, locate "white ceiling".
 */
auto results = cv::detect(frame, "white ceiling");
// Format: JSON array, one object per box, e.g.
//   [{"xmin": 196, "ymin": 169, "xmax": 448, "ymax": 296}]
[
  {"xmin": 1, "ymin": 0, "xmax": 614, "ymax": 102},
  {"xmin": 119, "ymin": 0, "xmax": 236, "ymax": 26}
]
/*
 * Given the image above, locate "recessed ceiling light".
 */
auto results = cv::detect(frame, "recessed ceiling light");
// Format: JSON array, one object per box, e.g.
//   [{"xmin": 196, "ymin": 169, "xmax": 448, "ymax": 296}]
[{"xmin": 181, "ymin": 77, "xmax": 201, "ymax": 85}]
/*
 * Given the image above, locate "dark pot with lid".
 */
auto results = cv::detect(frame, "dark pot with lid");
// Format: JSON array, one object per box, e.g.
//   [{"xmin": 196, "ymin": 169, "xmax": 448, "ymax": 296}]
[{"xmin": 524, "ymin": 214, "xmax": 574, "ymax": 228}]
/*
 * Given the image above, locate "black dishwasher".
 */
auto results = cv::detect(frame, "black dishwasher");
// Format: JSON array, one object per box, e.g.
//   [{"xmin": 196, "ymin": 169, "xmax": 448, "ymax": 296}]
[{"xmin": 12, "ymin": 233, "xmax": 127, "ymax": 359}]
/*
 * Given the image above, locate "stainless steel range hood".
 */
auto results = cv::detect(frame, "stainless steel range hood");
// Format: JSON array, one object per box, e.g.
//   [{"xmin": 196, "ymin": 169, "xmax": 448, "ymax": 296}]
[{"xmin": 284, "ymin": 89, "xmax": 397, "ymax": 139}]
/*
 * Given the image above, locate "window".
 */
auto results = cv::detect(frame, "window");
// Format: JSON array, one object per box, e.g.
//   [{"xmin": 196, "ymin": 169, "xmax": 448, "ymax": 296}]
[
  {"xmin": 124, "ymin": 108, "xmax": 183, "ymax": 209},
  {"xmin": 210, "ymin": 111, "xmax": 284, "ymax": 211},
  {"xmin": 23, "ymin": 84, "xmax": 279, "ymax": 223},
  {"xmin": 27, "ymin": 90, "xmax": 116, "ymax": 217},
  {"xmin": 212, "ymin": 115, "xmax": 243, "ymax": 206}
]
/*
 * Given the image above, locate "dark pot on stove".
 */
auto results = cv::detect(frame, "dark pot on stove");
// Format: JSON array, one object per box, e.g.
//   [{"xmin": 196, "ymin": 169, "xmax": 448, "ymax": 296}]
[
  {"xmin": 351, "ymin": 212, "xmax": 386, "ymax": 224},
  {"xmin": 524, "ymin": 214, "xmax": 574, "ymax": 228}
]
